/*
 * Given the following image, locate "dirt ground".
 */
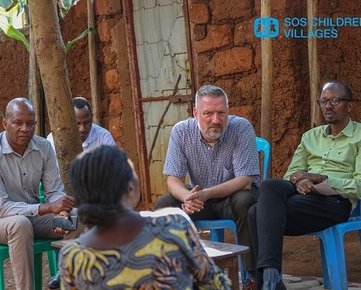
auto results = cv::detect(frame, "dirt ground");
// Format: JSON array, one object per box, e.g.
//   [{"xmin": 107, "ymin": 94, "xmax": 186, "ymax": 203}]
[
  {"xmin": 283, "ymin": 232, "xmax": 361, "ymax": 283},
  {"xmin": 2, "ymin": 233, "xmax": 360, "ymax": 289}
]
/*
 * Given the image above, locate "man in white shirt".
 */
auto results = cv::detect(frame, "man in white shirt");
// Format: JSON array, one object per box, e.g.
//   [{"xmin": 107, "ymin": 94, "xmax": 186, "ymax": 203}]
[
  {"xmin": 46, "ymin": 97, "xmax": 116, "ymax": 288},
  {"xmin": 47, "ymin": 97, "xmax": 116, "ymax": 152}
]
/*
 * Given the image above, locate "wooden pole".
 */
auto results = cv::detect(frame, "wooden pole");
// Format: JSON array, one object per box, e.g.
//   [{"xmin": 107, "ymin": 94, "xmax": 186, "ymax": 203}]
[
  {"xmin": 87, "ymin": 0, "xmax": 100, "ymax": 124},
  {"xmin": 308, "ymin": 0, "xmax": 321, "ymax": 127},
  {"xmin": 261, "ymin": 0, "xmax": 273, "ymax": 141},
  {"xmin": 123, "ymin": 0, "xmax": 152, "ymax": 206}
]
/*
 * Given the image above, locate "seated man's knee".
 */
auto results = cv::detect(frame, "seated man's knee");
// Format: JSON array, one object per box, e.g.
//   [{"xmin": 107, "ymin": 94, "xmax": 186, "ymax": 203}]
[
  {"xmin": 7, "ymin": 216, "xmax": 33, "ymax": 240},
  {"xmin": 260, "ymin": 179, "xmax": 287, "ymax": 192},
  {"xmin": 231, "ymin": 190, "xmax": 257, "ymax": 210},
  {"xmin": 247, "ymin": 204, "xmax": 257, "ymax": 226},
  {"xmin": 155, "ymin": 193, "xmax": 178, "ymax": 209}
]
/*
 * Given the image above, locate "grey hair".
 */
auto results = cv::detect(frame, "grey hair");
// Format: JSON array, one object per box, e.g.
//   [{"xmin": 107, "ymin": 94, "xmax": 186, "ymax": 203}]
[{"xmin": 195, "ymin": 85, "xmax": 229, "ymax": 108}]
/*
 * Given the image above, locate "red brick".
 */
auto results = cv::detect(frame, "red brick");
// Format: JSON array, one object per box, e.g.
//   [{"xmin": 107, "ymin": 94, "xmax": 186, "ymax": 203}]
[
  {"xmin": 254, "ymin": 42, "xmax": 261, "ymax": 69},
  {"xmin": 234, "ymin": 20, "xmax": 257, "ymax": 46},
  {"xmin": 214, "ymin": 79, "xmax": 236, "ymax": 98},
  {"xmin": 196, "ymin": 53, "xmax": 212, "ymax": 80},
  {"xmin": 73, "ymin": 0, "xmax": 87, "ymax": 18},
  {"xmin": 95, "ymin": 0, "xmax": 122, "ymax": 16},
  {"xmin": 255, "ymin": 0, "xmax": 261, "ymax": 12},
  {"xmin": 235, "ymin": 74, "xmax": 261, "ymax": 101},
  {"xmin": 194, "ymin": 24, "xmax": 232, "ymax": 53},
  {"xmin": 229, "ymin": 105, "xmax": 253, "ymax": 119},
  {"xmin": 109, "ymin": 93, "xmax": 122, "ymax": 115},
  {"xmin": 211, "ymin": 46, "xmax": 254, "ymax": 76},
  {"xmin": 194, "ymin": 24, "xmax": 206, "ymax": 41},
  {"xmin": 102, "ymin": 46, "xmax": 117, "ymax": 66},
  {"xmin": 97, "ymin": 20, "xmax": 112, "ymax": 42},
  {"xmin": 105, "ymin": 69, "xmax": 120, "ymax": 90},
  {"xmin": 189, "ymin": 3, "xmax": 209, "ymax": 24},
  {"xmin": 108, "ymin": 116, "xmax": 122, "ymax": 141},
  {"xmin": 211, "ymin": 0, "xmax": 253, "ymax": 21}
]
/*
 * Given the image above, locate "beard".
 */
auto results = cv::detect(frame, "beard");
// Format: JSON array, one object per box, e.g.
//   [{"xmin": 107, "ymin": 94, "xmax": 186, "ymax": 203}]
[{"xmin": 204, "ymin": 127, "xmax": 224, "ymax": 140}]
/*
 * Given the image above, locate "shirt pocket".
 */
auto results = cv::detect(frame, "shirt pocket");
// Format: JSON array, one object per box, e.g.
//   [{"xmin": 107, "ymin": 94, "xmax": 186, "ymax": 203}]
[{"xmin": 221, "ymin": 166, "xmax": 234, "ymax": 181}]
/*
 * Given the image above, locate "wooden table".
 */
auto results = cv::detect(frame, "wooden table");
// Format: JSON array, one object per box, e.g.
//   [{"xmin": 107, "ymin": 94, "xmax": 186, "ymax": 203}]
[
  {"xmin": 52, "ymin": 239, "xmax": 249, "ymax": 290},
  {"xmin": 202, "ymin": 239, "xmax": 249, "ymax": 290}
]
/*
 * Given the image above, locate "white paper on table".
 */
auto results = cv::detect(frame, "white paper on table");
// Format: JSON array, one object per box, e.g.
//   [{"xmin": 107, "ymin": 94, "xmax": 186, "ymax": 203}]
[
  {"xmin": 314, "ymin": 182, "xmax": 340, "ymax": 196},
  {"xmin": 140, "ymin": 207, "xmax": 198, "ymax": 232},
  {"xmin": 140, "ymin": 207, "xmax": 192, "ymax": 222},
  {"xmin": 204, "ymin": 246, "xmax": 232, "ymax": 258}
]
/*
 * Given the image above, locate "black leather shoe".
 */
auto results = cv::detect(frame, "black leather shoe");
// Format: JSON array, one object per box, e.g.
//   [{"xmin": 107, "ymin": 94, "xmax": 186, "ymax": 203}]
[{"xmin": 48, "ymin": 272, "xmax": 60, "ymax": 289}]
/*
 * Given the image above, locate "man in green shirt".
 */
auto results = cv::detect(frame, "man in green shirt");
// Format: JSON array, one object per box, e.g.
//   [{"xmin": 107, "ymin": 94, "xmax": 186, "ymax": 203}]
[{"xmin": 248, "ymin": 80, "xmax": 361, "ymax": 290}]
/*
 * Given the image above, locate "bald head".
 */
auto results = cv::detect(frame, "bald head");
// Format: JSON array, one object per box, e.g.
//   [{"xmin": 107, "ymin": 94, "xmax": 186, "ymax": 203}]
[{"xmin": 5, "ymin": 98, "xmax": 35, "ymax": 119}]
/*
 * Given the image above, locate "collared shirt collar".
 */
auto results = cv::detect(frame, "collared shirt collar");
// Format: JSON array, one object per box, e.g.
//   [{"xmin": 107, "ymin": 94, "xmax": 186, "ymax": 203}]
[
  {"xmin": 0, "ymin": 132, "xmax": 39, "ymax": 156},
  {"xmin": 82, "ymin": 123, "xmax": 95, "ymax": 148},
  {"xmin": 323, "ymin": 118, "xmax": 353, "ymax": 137}
]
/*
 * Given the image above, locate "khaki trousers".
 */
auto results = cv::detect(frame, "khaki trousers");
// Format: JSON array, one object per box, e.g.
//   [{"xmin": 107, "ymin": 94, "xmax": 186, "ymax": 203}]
[
  {"xmin": 0, "ymin": 211, "xmax": 84, "ymax": 290},
  {"xmin": 0, "ymin": 214, "xmax": 59, "ymax": 290}
]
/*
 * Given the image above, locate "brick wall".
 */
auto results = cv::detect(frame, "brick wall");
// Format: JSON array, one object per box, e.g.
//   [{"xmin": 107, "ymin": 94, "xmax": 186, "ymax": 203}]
[
  {"xmin": 188, "ymin": 0, "xmax": 361, "ymax": 177},
  {"xmin": 1, "ymin": 0, "xmax": 361, "ymax": 182}
]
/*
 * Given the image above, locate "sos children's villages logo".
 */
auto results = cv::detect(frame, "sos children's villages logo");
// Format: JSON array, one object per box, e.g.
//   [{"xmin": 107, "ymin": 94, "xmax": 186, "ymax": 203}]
[{"xmin": 253, "ymin": 17, "xmax": 361, "ymax": 39}]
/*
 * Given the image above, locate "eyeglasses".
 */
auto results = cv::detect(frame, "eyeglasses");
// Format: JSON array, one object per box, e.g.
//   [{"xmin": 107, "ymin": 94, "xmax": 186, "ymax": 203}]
[{"xmin": 316, "ymin": 97, "xmax": 351, "ymax": 107}]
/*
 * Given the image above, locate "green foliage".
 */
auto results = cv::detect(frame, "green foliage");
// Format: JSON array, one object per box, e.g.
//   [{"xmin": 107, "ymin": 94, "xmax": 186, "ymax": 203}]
[
  {"xmin": 0, "ymin": 18, "xmax": 29, "ymax": 49},
  {"xmin": 60, "ymin": 0, "xmax": 78, "ymax": 11},
  {"xmin": 0, "ymin": 0, "xmax": 84, "ymax": 52},
  {"xmin": 0, "ymin": 1, "xmax": 28, "ymax": 49},
  {"xmin": 58, "ymin": 0, "xmax": 79, "ymax": 18},
  {"xmin": 0, "ymin": 3, "xmax": 29, "ymax": 50},
  {"xmin": 0, "ymin": 0, "xmax": 16, "ymax": 11},
  {"xmin": 0, "ymin": 0, "xmax": 26, "ymax": 11},
  {"xmin": 65, "ymin": 27, "xmax": 96, "ymax": 53}
]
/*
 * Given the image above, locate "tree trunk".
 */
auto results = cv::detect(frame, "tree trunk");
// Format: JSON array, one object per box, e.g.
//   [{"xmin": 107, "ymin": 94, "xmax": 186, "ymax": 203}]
[
  {"xmin": 28, "ymin": 21, "xmax": 46, "ymax": 137},
  {"xmin": 28, "ymin": 0, "xmax": 82, "ymax": 195}
]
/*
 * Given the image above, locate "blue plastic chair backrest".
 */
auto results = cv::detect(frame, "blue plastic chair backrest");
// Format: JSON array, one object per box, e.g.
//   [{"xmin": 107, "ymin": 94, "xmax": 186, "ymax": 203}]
[{"xmin": 256, "ymin": 136, "xmax": 271, "ymax": 180}]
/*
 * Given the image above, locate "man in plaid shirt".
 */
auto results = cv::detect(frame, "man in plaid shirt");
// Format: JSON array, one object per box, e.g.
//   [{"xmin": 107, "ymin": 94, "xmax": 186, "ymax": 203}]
[{"xmin": 156, "ymin": 85, "xmax": 260, "ymax": 287}]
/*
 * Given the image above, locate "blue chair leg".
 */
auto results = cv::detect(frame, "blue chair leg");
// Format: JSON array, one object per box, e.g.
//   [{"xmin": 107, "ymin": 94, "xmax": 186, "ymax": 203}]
[
  {"xmin": 319, "ymin": 239, "xmax": 330, "ymax": 288},
  {"xmin": 333, "ymin": 228, "xmax": 349, "ymax": 290},
  {"xmin": 317, "ymin": 227, "xmax": 343, "ymax": 290}
]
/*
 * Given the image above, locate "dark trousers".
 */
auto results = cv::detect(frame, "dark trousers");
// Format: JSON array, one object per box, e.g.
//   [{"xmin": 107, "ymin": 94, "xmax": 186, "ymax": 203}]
[
  {"xmin": 155, "ymin": 186, "xmax": 258, "ymax": 271},
  {"xmin": 248, "ymin": 179, "xmax": 352, "ymax": 277}
]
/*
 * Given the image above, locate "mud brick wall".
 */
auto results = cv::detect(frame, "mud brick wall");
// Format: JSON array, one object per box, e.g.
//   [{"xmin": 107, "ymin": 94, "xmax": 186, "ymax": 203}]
[
  {"xmin": 1, "ymin": 0, "xmax": 361, "ymax": 180},
  {"xmin": 188, "ymin": 0, "xmax": 361, "ymax": 177}
]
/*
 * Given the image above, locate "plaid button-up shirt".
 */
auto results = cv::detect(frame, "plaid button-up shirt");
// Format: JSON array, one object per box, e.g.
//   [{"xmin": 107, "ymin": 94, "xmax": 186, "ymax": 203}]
[{"xmin": 164, "ymin": 116, "xmax": 260, "ymax": 189}]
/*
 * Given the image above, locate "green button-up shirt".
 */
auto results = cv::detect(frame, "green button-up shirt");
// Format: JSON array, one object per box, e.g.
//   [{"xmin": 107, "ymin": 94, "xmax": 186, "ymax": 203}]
[{"xmin": 284, "ymin": 120, "xmax": 361, "ymax": 209}]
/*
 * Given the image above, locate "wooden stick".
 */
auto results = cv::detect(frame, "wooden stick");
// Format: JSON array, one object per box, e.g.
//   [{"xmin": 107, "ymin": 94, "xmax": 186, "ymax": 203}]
[
  {"xmin": 261, "ymin": 0, "xmax": 273, "ymax": 141},
  {"xmin": 308, "ymin": 0, "xmax": 321, "ymax": 127},
  {"xmin": 87, "ymin": 0, "xmax": 100, "ymax": 124}
]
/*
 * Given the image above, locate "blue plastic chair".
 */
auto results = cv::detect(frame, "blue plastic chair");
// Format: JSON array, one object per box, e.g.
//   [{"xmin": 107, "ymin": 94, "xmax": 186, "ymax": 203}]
[
  {"xmin": 313, "ymin": 200, "xmax": 361, "ymax": 290},
  {"xmin": 194, "ymin": 136, "xmax": 271, "ymax": 283},
  {"xmin": 0, "ymin": 184, "xmax": 60, "ymax": 290}
]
